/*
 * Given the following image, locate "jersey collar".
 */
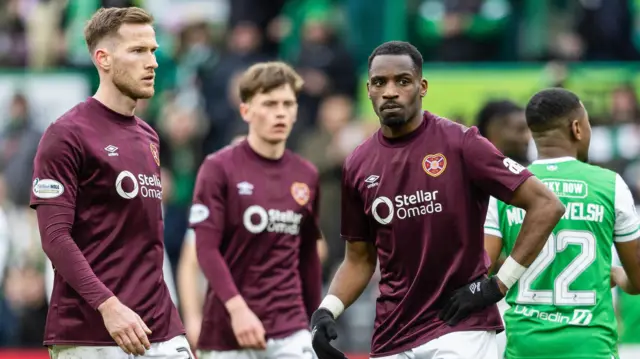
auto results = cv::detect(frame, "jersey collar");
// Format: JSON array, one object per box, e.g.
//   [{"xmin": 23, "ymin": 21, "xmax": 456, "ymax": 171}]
[{"xmin": 531, "ymin": 156, "xmax": 576, "ymax": 165}]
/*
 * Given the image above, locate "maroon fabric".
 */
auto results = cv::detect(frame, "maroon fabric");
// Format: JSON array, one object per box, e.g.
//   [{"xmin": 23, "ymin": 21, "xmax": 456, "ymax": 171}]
[
  {"xmin": 340, "ymin": 112, "xmax": 532, "ymax": 357},
  {"xmin": 191, "ymin": 140, "xmax": 322, "ymax": 350},
  {"xmin": 31, "ymin": 98, "xmax": 184, "ymax": 345}
]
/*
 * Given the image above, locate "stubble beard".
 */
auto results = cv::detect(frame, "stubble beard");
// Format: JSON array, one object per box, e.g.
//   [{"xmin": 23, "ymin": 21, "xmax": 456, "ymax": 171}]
[
  {"xmin": 113, "ymin": 67, "xmax": 154, "ymax": 101},
  {"xmin": 380, "ymin": 115, "xmax": 408, "ymax": 128}
]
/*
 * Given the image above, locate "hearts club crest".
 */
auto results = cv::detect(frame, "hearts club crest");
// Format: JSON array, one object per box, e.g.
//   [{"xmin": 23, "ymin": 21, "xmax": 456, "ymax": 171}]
[
  {"xmin": 150, "ymin": 143, "xmax": 160, "ymax": 166},
  {"xmin": 422, "ymin": 153, "xmax": 447, "ymax": 177},
  {"xmin": 291, "ymin": 182, "xmax": 310, "ymax": 206}
]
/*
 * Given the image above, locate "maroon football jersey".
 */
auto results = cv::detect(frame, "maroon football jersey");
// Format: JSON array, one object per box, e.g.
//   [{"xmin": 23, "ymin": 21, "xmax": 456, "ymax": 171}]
[
  {"xmin": 341, "ymin": 112, "xmax": 533, "ymax": 357},
  {"xmin": 190, "ymin": 140, "xmax": 322, "ymax": 351},
  {"xmin": 30, "ymin": 98, "xmax": 184, "ymax": 345}
]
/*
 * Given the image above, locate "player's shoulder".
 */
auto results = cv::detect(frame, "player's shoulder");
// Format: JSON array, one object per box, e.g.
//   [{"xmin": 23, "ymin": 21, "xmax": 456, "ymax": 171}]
[
  {"xmin": 41, "ymin": 101, "xmax": 93, "ymax": 140},
  {"xmin": 428, "ymin": 111, "xmax": 478, "ymax": 143},
  {"xmin": 201, "ymin": 141, "xmax": 242, "ymax": 169},
  {"xmin": 570, "ymin": 161, "xmax": 618, "ymax": 181},
  {"xmin": 135, "ymin": 117, "xmax": 159, "ymax": 140},
  {"xmin": 343, "ymin": 131, "xmax": 378, "ymax": 173},
  {"xmin": 287, "ymin": 151, "xmax": 319, "ymax": 178}
]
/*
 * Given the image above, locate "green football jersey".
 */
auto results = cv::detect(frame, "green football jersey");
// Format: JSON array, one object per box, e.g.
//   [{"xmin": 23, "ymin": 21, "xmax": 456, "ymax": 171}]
[{"xmin": 484, "ymin": 157, "xmax": 640, "ymax": 359}]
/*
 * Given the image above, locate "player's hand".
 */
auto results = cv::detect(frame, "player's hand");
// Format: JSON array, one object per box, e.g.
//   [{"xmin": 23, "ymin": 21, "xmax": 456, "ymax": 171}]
[
  {"xmin": 439, "ymin": 276, "xmax": 505, "ymax": 326},
  {"xmin": 229, "ymin": 305, "xmax": 267, "ymax": 350},
  {"xmin": 310, "ymin": 309, "xmax": 347, "ymax": 359},
  {"xmin": 98, "ymin": 296, "xmax": 152, "ymax": 355}
]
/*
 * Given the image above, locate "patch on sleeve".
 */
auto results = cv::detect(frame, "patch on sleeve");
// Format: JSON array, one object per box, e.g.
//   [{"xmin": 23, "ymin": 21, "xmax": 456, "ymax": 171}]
[
  {"xmin": 189, "ymin": 204, "xmax": 210, "ymax": 224},
  {"xmin": 32, "ymin": 178, "xmax": 65, "ymax": 199}
]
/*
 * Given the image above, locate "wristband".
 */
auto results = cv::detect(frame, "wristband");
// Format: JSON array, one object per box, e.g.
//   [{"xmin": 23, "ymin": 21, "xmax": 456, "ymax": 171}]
[
  {"xmin": 496, "ymin": 256, "xmax": 527, "ymax": 289},
  {"xmin": 319, "ymin": 295, "xmax": 345, "ymax": 319}
]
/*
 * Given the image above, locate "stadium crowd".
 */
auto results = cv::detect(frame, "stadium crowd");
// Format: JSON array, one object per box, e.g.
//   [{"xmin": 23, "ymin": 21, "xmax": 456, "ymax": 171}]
[{"xmin": 1, "ymin": 0, "xmax": 640, "ymax": 357}]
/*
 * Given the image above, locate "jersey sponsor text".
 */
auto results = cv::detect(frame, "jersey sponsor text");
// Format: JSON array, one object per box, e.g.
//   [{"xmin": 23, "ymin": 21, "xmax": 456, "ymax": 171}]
[
  {"xmin": 243, "ymin": 206, "xmax": 302, "ymax": 235},
  {"xmin": 371, "ymin": 190, "xmax": 442, "ymax": 225}
]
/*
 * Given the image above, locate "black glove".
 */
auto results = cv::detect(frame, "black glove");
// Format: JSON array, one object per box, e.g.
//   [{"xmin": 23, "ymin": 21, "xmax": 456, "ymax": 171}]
[
  {"xmin": 310, "ymin": 309, "xmax": 347, "ymax": 359},
  {"xmin": 439, "ymin": 276, "xmax": 505, "ymax": 326}
]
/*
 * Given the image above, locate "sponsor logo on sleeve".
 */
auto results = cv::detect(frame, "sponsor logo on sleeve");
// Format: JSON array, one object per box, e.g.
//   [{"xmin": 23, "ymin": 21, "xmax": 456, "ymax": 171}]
[
  {"xmin": 503, "ymin": 157, "xmax": 525, "ymax": 174},
  {"xmin": 150, "ymin": 143, "xmax": 160, "ymax": 166},
  {"xmin": 189, "ymin": 204, "xmax": 210, "ymax": 224},
  {"xmin": 422, "ymin": 153, "xmax": 447, "ymax": 177},
  {"xmin": 32, "ymin": 178, "xmax": 64, "ymax": 199},
  {"xmin": 291, "ymin": 182, "xmax": 310, "ymax": 206}
]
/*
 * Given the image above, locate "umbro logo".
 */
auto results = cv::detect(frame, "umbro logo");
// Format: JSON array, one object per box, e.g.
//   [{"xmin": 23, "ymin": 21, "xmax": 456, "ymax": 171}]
[
  {"xmin": 469, "ymin": 282, "xmax": 481, "ymax": 294},
  {"xmin": 105, "ymin": 145, "xmax": 119, "ymax": 157},
  {"xmin": 237, "ymin": 181, "xmax": 254, "ymax": 195},
  {"xmin": 365, "ymin": 175, "xmax": 379, "ymax": 188}
]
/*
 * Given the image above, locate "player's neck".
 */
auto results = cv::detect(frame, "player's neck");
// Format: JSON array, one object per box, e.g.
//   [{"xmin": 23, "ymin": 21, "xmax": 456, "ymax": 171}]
[
  {"xmin": 381, "ymin": 113, "xmax": 423, "ymax": 139},
  {"xmin": 247, "ymin": 134, "xmax": 285, "ymax": 160},
  {"xmin": 536, "ymin": 146, "xmax": 577, "ymax": 161},
  {"xmin": 93, "ymin": 84, "xmax": 137, "ymax": 117}
]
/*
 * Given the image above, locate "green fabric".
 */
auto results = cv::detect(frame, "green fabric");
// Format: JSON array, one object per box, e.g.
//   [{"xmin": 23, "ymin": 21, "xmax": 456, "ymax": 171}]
[{"xmin": 496, "ymin": 159, "xmax": 620, "ymax": 358}]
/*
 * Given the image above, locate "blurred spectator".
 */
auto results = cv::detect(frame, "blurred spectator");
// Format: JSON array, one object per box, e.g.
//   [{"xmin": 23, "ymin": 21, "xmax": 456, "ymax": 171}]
[
  {"xmin": 228, "ymin": 0, "xmax": 287, "ymax": 57},
  {"xmin": 0, "ymin": 0, "xmax": 27, "ymax": 67},
  {"xmin": 290, "ymin": 4, "xmax": 357, "ymax": 147},
  {"xmin": 611, "ymin": 84, "xmax": 640, "ymax": 124},
  {"xmin": 0, "ymin": 93, "xmax": 42, "ymax": 207},
  {"xmin": 575, "ymin": 0, "xmax": 639, "ymax": 61},
  {"xmin": 476, "ymin": 99, "xmax": 531, "ymax": 165},
  {"xmin": 416, "ymin": 0, "xmax": 512, "ymax": 62},
  {"xmin": 197, "ymin": 22, "xmax": 273, "ymax": 153},
  {"xmin": 158, "ymin": 102, "xmax": 208, "ymax": 276},
  {"xmin": 25, "ymin": 0, "xmax": 66, "ymax": 69},
  {"xmin": 298, "ymin": 95, "xmax": 365, "ymax": 279}
]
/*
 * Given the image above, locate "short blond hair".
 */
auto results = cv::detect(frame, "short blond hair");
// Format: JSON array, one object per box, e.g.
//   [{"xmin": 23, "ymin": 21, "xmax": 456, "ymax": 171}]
[
  {"xmin": 84, "ymin": 7, "xmax": 154, "ymax": 52},
  {"xmin": 238, "ymin": 62, "xmax": 304, "ymax": 103}
]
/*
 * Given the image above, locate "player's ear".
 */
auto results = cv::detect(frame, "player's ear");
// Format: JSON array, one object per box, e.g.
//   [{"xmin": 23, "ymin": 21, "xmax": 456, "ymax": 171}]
[
  {"xmin": 571, "ymin": 119, "xmax": 582, "ymax": 141},
  {"xmin": 95, "ymin": 49, "xmax": 111, "ymax": 71},
  {"xmin": 420, "ymin": 78, "xmax": 428, "ymax": 98},
  {"xmin": 366, "ymin": 81, "xmax": 371, "ymax": 99},
  {"xmin": 239, "ymin": 102, "xmax": 250, "ymax": 123}
]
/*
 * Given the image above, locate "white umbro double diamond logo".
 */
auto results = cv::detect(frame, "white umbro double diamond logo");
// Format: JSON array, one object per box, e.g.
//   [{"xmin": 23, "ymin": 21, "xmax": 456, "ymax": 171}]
[
  {"xmin": 237, "ymin": 181, "xmax": 254, "ymax": 195},
  {"xmin": 469, "ymin": 282, "xmax": 481, "ymax": 294},
  {"xmin": 105, "ymin": 145, "xmax": 119, "ymax": 157},
  {"xmin": 365, "ymin": 175, "xmax": 380, "ymax": 188}
]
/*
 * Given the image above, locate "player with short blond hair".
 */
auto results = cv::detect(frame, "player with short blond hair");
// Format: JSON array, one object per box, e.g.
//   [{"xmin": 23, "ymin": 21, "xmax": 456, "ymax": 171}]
[{"xmin": 32, "ymin": 7, "xmax": 191, "ymax": 359}]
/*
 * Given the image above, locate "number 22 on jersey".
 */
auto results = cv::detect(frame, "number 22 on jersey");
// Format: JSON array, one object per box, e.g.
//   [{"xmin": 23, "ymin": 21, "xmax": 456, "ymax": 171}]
[{"xmin": 516, "ymin": 230, "xmax": 596, "ymax": 306}]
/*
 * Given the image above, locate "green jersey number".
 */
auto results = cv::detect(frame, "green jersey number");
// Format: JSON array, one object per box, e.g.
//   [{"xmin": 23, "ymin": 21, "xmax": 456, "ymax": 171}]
[{"xmin": 516, "ymin": 230, "xmax": 597, "ymax": 306}]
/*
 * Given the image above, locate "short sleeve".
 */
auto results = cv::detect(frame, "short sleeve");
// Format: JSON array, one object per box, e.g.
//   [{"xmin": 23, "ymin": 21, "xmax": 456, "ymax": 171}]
[
  {"xmin": 340, "ymin": 162, "xmax": 371, "ymax": 242},
  {"xmin": 189, "ymin": 157, "xmax": 227, "ymax": 236},
  {"xmin": 30, "ymin": 125, "xmax": 82, "ymax": 209},
  {"xmin": 613, "ymin": 174, "xmax": 640, "ymax": 242},
  {"xmin": 484, "ymin": 197, "xmax": 502, "ymax": 238},
  {"xmin": 301, "ymin": 179, "xmax": 322, "ymax": 240},
  {"xmin": 462, "ymin": 127, "xmax": 533, "ymax": 203}
]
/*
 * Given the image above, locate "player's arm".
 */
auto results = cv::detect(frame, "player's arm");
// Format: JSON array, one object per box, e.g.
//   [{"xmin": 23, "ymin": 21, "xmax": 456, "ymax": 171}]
[
  {"xmin": 177, "ymin": 229, "xmax": 203, "ymax": 348},
  {"xmin": 310, "ymin": 163, "xmax": 374, "ymax": 359},
  {"xmin": 503, "ymin": 176, "xmax": 564, "ymax": 285},
  {"xmin": 190, "ymin": 158, "xmax": 266, "ymax": 349},
  {"xmin": 440, "ymin": 128, "xmax": 564, "ymax": 325},
  {"xmin": 298, "ymin": 182, "xmax": 323, "ymax": 320},
  {"xmin": 32, "ymin": 126, "xmax": 151, "ymax": 355},
  {"xmin": 611, "ymin": 174, "xmax": 640, "ymax": 294},
  {"xmin": 468, "ymin": 128, "xmax": 564, "ymax": 292},
  {"xmin": 483, "ymin": 196, "xmax": 504, "ymax": 274}
]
